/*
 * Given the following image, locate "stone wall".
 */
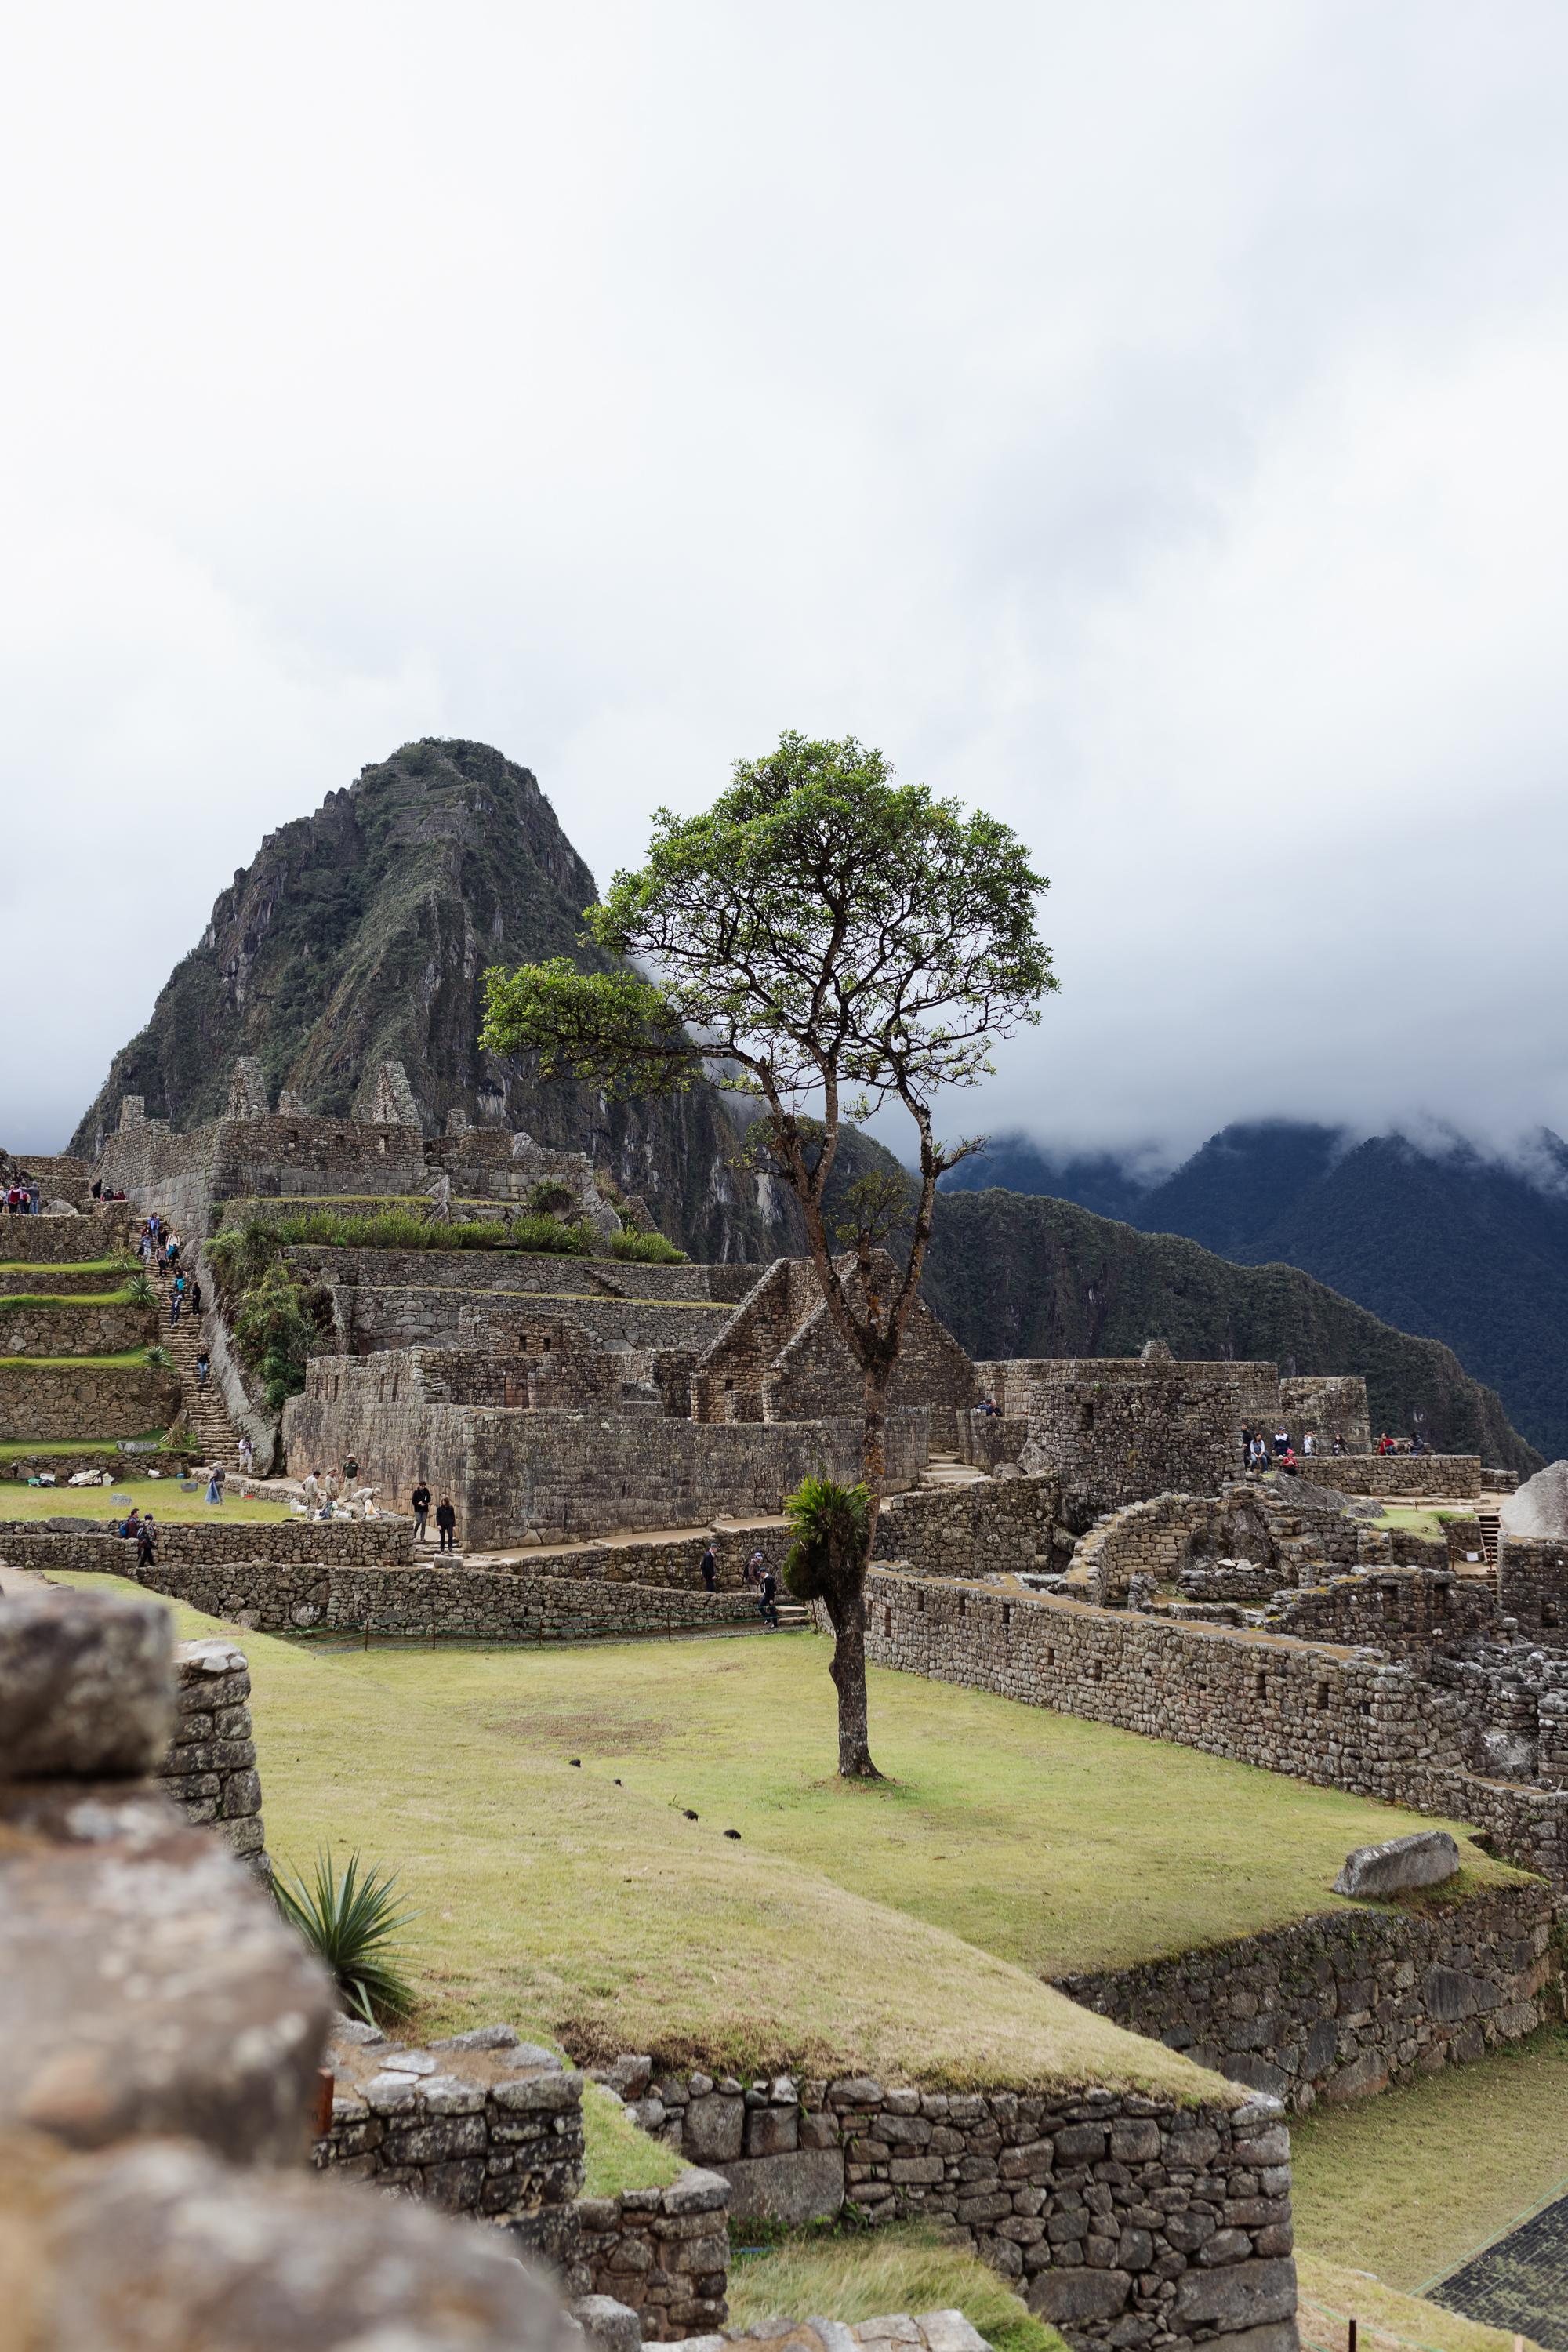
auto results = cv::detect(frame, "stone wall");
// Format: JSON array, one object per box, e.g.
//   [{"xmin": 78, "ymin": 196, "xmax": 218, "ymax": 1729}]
[
  {"xmin": 98, "ymin": 1106, "xmax": 430, "ymax": 1229},
  {"xmin": 0, "ymin": 1517, "xmax": 413, "ymax": 1570},
  {"xmin": 1265, "ymin": 1569, "xmax": 1501, "ymax": 1658},
  {"xmin": 0, "ymin": 1208, "xmax": 132, "ymax": 1263},
  {"xmin": 315, "ymin": 2023, "xmax": 587, "ymax": 2218},
  {"xmin": 0, "ymin": 1263, "xmax": 138, "ymax": 1297},
  {"xmin": 1498, "ymin": 1532, "xmax": 1568, "ymax": 1638},
  {"xmin": 764, "ymin": 1292, "xmax": 980, "ymax": 1448},
  {"xmin": 1056, "ymin": 1885, "xmax": 1558, "ymax": 2111},
  {"xmin": 1279, "ymin": 1377, "xmax": 1370, "ymax": 1455},
  {"xmin": 877, "ymin": 1474, "xmax": 1063, "ymax": 1580},
  {"xmin": 283, "ymin": 1353, "xmax": 930, "ymax": 1545},
  {"xmin": 1021, "ymin": 1356, "xmax": 1282, "ymax": 1530},
  {"xmin": 330, "ymin": 1565, "xmax": 761, "ymax": 1641},
  {"xmin": 1299, "ymin": 1456, "xmax": 1483, "ymax": 1501},
  {"xmin": 0, "ymin": 1300, "xmax": 154, "ymax": 1356},
  {"xmin": 957, "ymin": 1410, "xmax": 1029, "ymax": 1471},
  {"xmin": 158, "ymin": 1635, "xmax": 268, "ymax": 1874},
  {"xmin": 655, "ymin": 2068, "xmax": 1297, "ymax": 2351},
  {"xmin": 0, "ymin": 1359, "xmax": 183, "ymax": 1440},
  {"xmin": 1068, "ymin": 1494, "xmax": 1276, "ymax": 1609},
  {"xmin": 348, "ymin": 1282, "xmax": 734, "ymax": 1356},
  {"xmin": 559, "ymin": 2175, "xmax": 733, "ymax": 2340}
]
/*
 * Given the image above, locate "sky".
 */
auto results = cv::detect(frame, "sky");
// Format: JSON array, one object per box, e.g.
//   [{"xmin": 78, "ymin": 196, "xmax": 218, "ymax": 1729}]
[{"xmin": 5, "ymin": 3, "xmax": 1568, "ymax": 1167}]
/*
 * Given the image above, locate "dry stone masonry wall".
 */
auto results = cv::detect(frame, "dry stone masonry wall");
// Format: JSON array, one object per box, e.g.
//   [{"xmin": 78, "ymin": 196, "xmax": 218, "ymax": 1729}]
[{"xmin": 158, "ymin": 1635, "xmax": 269, "ymax": 1875}]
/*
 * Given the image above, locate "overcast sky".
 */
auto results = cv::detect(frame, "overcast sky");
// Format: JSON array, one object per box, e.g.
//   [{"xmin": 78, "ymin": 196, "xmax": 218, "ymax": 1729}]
[{"xmin": 5, "ymin": 3, "xmax": 1567, "ymax": 1167}]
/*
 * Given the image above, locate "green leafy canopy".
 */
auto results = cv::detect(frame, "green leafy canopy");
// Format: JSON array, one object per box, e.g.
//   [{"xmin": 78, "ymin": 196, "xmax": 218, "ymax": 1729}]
[{"xmin": 480, "ymin": 731, "xmax": 1055, "ymax": 1124}]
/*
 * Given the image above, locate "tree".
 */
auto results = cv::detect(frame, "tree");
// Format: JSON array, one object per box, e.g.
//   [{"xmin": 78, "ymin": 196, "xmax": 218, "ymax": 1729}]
[{"xmin": 481, "ymin": 730, "xmax": 1055, "ymax": 1777}]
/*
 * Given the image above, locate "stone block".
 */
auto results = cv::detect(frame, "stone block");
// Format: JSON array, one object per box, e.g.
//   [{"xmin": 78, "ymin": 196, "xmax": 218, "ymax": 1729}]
[
  {"xmin": 717, "ymin": 2147, "xmax": 844, "ymax": 2223},
  {"xmin": 683, "ymin": 2096, "xmax": 744, "ymax": 2163},
  {"xmin": 1028, "ymin": 2267, "xmax": 1133, "ymax": 2322},
  {"xmin": 661, "ymin": 2169, "xmax": 731, "ymax": 2216},
  {"xmin": 0, "ymin": 1588, "xmax": 175, "ymax": 1780},
  {"xmin": 1332, "ymin": 1831, "xmax": 1460, "ymax": 1899},
  {"xmin": 573, "ymin": 2292, "xmax": 646, "ymax": 2352},
  {"xmin": 1174, "ymin": 2256, "xmax": 1298, "ymax": 2331},
  {"xmin": 1109, "ymin": 2120, "xmax": 1160, "ymax": 2164},
  {"xmin": 745, "ymin": 2105, "xmax": 798, "ymax": 2158},
  {"xmin": 1323, "ymin": 2051, "xmax": 1388, "ymax": 2101}
]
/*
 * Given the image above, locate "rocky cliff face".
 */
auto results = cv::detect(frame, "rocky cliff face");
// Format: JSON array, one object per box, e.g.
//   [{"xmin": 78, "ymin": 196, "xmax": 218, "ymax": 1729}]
[{"xmin": 67, "ymin": 739, "xmax": 791, "ymax": 1263}]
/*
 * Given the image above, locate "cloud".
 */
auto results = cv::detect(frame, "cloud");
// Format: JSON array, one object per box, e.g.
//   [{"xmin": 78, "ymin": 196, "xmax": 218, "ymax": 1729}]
[{"xmin": 3, "ymin": 2, "xmax": 1567, "ymax": 1162}]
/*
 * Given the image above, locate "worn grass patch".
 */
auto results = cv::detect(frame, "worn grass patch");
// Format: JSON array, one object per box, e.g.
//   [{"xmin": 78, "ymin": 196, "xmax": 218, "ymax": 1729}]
[
  {"xmin": 0, "ymin": 1347, "xmax": 166, "ymax": 1370},
  {"xmin": 1290, "ymin": 2023, "xmax": 1568, "ymax": 2293},
  {"xmin": 0, "ymin": 1287, "xmax": 143, "ymax": 1310},
  {"xmin": 1296, "ymin": 2251, "xmax": 1548, "ymax": 2352},
  {"xmin": 728, "ymin": 2219, "xmax": 1069, "ymax": 2352},
  {"xmin": 0, "ymin": 1259, "xmax": 128, "ymax": 1276},
  {"xmin": 0, "ymin": 1487, "xmax": 296, "ymax": 1523},
  {"xmin": 580, "ymin": 2082, "xmax": 687, "ymax": 2196},
  {"xmin": 43, "ymin": 1573, "xmax": 1529, "ymax": 2098}
]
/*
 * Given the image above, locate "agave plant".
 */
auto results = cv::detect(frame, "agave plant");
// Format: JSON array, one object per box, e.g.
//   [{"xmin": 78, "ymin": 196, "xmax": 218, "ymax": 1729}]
[
  {"xmin": 273, "ymin": 1846, "xmax": 419, "ymax": 2023},
  {"xmin": 124, "ymin": 1270, "xmax": 157, "ymax": 1309},
  {"xmin": 143, "ymin": 1344, "xmax": 173, "ymax": 1370}
]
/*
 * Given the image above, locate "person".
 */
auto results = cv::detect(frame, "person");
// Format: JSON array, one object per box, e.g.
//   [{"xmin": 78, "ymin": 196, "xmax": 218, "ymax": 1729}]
[
  {"xmin": 1302, "ymin": 1428, "xmax": 1316, "ymax": 1457},
  {"xmin": 435, "ymin": 1494, "xmax": 457, "ymax": 1552},
  {"xmin": 169, "ymin": 1273, "xmax": 184, "ymax": 1327},
  {"xmin": 123, "ymin": 1506, "xmax": 142, "ymax": 1540},
  {"xmin": 343, "ymin": 1451, "xmax": 359, "ymax": 1487},
  {"xmin": 302, "ymin": 1469, "xmax": 321, "ymax": 1512},
  {"xmin": 137, "ymin": 1514, "xmax": 157, "ymax": 1568},
  {"xmin": 166, "ymin": 1232, "xmax": 180, "ymax": 1266},
  {"xmin": 411, "ymin": 1478, "xmax": 431, "ymax": 1542},
  {"xmin": 699, "ymin": 1543, "xmax": 717, "ymax": 1592},
  {"xmin": 759, "ymin": 1565, "xmax": 779, "ymax": 1629},
  {"xmin": 204, "ymin": 1461, "xmax": 225, "ymax": 1506},
  {"xmin": 190, "ymin": 1277, "xmax": 202, "ymax": 1316},
  {"xmin": 1332, "ymin": 1432, "xmax": 1348, "ymax": 1457},
  {"xmin": 745, "ymin": 1548, "xmax": 765, "ymax": 1592},
  {"xmin": 1240, "ymin": 1422, "xmax": 1254, "ymax": 1472},
  {"xmin": 1272, "ymin": 1427, "xmax": 1289, "ymax": 1457},
  {"xmin": 1377, "ymin": 1432, "xmax": 1394, "ymax": 1457},
  {"xmin": 1281, "ymin": 1445, "xmax": 1298, "ymax": 1477},
  {"xmin": 324, "ymin": 1466, "xmax": 340, "ymax": 1504},
  {"xmin": 238, "ymin": 1432, "xmax": 254, "ymax": 1477},
  {"xmin": 195, "ymin": 1348, "xmax": 210, "ymax": 1388}
]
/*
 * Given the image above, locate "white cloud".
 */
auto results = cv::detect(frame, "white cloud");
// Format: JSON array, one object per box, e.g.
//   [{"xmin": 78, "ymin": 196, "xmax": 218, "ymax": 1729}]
[{"xmin": 2, "ymin": 1, "xmax": 1567, "ymax": 1163}]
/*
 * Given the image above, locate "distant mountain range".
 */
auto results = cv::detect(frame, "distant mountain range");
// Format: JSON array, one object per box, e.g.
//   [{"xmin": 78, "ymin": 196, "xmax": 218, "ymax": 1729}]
[{"xmin": 942, "ymin": 1121, "xmax": 1568, "ymax": 1460}]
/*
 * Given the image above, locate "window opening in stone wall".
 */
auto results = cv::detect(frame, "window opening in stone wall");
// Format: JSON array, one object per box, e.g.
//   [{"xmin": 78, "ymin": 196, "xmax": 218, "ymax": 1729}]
[
  {"xmin": 1254, "ymin": 1672, "xmax": 1266, "ymax": 1697},
  {"xmin": 1316, "ymin": 1684, "xmax": 1329, "ymax": 1711},
  {"xmin": 334, "ymin": 1135, "xmax": 344, "ymax": 1148},
  {"xmin": 916, "ymin": 1590, "xmax": 924, "ymax": 1612},
  {"xmin": 1046, "ymin": 1646, "xmax": 1055, "ymax": 1666},
  {"xmin": 287, "ymin": 1131, "xmax": 298, "ymax": 1150},
  {"xmin": 333, "ymin": 1377, "xmax": 339, "ymax": 1400},
  {"xmin": 1545, "ymin": 1601, "xmax": 1560, "ymax": 1629},
  {"xmin": 1089, "ymin": 1658, "xmax": 1102, "ymax": 1682},
  {"xmin": 958, "ymin": 1594, "xmax": 966, "ymax": 1617},
  {"xmin": 391, "ymin": 1376, "xmax": 398, "ymax": 1400},
  {"xmin": 884, "ymin": 1608, "xmax": 891, "ymax": 1635},
  {"xmin": 378, "ymin": 1376, "xmax": 385, "ymax": 1402},
  {"xmin": 1003, "ymin": 1604, "xmax": 1011, "ymax": 1629},
  {"xmin": 378, "ymin": 1135, "xmax": 387, "ymax": 1153}
]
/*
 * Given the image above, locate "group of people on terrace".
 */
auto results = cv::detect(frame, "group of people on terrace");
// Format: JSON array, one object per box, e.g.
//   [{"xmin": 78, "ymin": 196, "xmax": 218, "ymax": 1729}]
[{"xmin": 3, "ymin": 1178, "xmax": 41, "ymax": 1213}]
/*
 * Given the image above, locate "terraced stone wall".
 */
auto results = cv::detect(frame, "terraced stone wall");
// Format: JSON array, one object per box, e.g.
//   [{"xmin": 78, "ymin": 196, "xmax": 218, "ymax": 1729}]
[
  {"xmin": 654, "ymin": 2069, "xmax": 1297, "ymax": 2352},
  {"xmin": 1057, "ymin": 1885, "xmax": 1557, "ymax": 2111},
  {"xmin": 0, "ymin": 1518, "xmax": 413, "ymax": 1570},
  {"xmin": 1279, "ymin": 1377, "xmax": 1370, "ymax": 1455},
  {"xmin": 0, "ymin": 1210, "xmax": 133, "ymax": 1263},
  {"xmin": 1301, "ymin": 1456, "xmax": 1483, "ymax": 1501},
  {"xmin": 158, "ymin": 1636, "xmax": 268, "ymax": 1875},
  {"xmin": 1022, "ymin": 1359, "xmax": 1281, "ymax": 1530},
  {"xmin": 1268, "ymin": 1569, "xmax": 1500, "ymax": 1657},
  {"xmin": 876, "ymin": 1473, "xmax": 1062, "ymax": 1579},
  {"xmin": 0, "ymin": 1360, "xmax": 182, "ymax": 1440},
  {"xmin": 0, "ymin": 1300, "xmax": 154, "ymax": 1356}
]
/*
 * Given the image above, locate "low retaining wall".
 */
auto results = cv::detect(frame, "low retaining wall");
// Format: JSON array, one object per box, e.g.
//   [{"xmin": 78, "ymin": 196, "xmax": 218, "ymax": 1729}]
[
  {"xmin": 0, "ymin": 1301, "xmax": 153, "ymax": 1356},
  {"xmin": 0, "ymin": 1211, "xmax": 132, "ymax": 1263},
  {"xmin": 158, "ymin": 1636, "xmax": 268, "ymax": 1875},
  {"xmin": 0, "ymin": 1359, "xmax": 182, "ymax": 1440},
  {"xmin": 956, "ymin": 1410, "xmax": 1028, "ymax": 1471},
  {"xmin": 315, "ymin": 2029, "xmax": 586, "ymax": 2218},
  {"xmin": 0, "ymin": 1517, "xmax": 413, "ymax": 1570},
  {"xmin": 330, "ymin": 1566, "xmax": 760, "ymax": 1642},
  {"xmin": 1266, "ymin": 1569, "xmax": 1499, "ymax": 1657},
  {"xmin": 1299, "ymin": 1457, "xmax": 1482, "ymax": 1500},
  {"xmin": 846, "ymin": 1569, "xmax": 1568, "ymax": 1886},
  {"xmin": 652, "ymin": 2070, "xmax": 1295, "ymax": 2349},
  {"xmin": 1056, "ymin": 1886, "xmax": 1559, "ymax": 2113},
  {"xmin": 561, "ymin": 2176, "xmax": 731, "ymax": 2341}
]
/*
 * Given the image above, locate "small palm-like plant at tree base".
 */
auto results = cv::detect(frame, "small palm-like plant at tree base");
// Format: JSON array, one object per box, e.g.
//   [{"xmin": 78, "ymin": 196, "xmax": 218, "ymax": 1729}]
[
  {"xmin": 783, "ymin": 1475, "xmax": 876, "ymax": 1759},
  {"xmin": 273, "ymin": 1846, "xmax": 419, "ymax": 2024}
]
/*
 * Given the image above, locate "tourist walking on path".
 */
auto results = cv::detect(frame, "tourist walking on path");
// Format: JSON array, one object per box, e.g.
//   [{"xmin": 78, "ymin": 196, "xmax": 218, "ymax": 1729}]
[
  {"xmin": 238, "ymin": 1432, "xmax": 254, "ymax": 1477},
  {"xmin": 759, "ymin": 1566, "xmax": 780, "ymax": 1630},
  {"xmin": 699, "ymin": 1543, "xmax": 717, "ymax": 1592},
  {"xmin": 136, "ymin": 1514, "xmax": 157, "ymax": 1568},
  {"xmin": 195, "ymin": 1348, "xmax": 209, "ymax": 1388},
  {"xmin": 435, "ymin": 1495, "xmax": 457, "ymax": 1553},
  {"xmin": 169, "ymin": 1274, "xmax": 184, "ymax": 1326},
  {"xmin": 204, "ymin": 1461, "xmax": 225, "ymax": 1507},
  {"xmin": 744, "ymin": 1548, "xmax": 765, "ymax": 1595},
  {"xmin": 190, "ymin": 1277, "xmax": 202, "ymax": 1316},
  {"xmin": 411, "ymin": 1479, "xmax": 430, "ymax": 1542}
]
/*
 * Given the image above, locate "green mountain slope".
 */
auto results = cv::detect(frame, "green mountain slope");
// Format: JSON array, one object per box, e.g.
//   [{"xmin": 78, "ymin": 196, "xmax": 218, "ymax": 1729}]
[
  {"xmin": 920, "ymin": 1186, "xmax": 1541, "ymax": 1474},
  {"xmin": 67, "ymin": 738, "xmax": 788, "ymax": 1264}
]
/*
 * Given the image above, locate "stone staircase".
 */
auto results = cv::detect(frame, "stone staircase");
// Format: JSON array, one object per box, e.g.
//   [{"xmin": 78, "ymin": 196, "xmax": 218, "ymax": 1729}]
[{"xmin": 161, "ymin": 1281, "xmax": 245, "ymax": 1469}]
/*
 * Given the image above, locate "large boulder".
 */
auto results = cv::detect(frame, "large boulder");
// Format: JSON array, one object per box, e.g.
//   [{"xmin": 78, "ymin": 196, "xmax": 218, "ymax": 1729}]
[
  {"xmin": 1501, "ymin": 1460, "xmax": 1568, "ymax": 1540},
  {"xmin": 1333, "ymin": 1828, "xmax": 1461, "ymax": 1898}
]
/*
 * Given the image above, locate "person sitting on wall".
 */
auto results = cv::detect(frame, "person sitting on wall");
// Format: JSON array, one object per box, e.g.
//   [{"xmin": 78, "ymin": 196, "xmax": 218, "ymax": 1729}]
[
  {"xmin": 411, "ymin": 1478, "xmax": 430, "ymax": 1542},
  {"xmin": 1302, "ymin": 1428, "xmax": 1316, "ymax": 1456},
  {"xmin": 1332, "ymin": 1433, "xmax": 1348, "ymax": 1456},
  {"xmin": 435, "ymin": 1494, "xmax": 457, "ymax": 1553},
  {"xmin": 699, "ymin": 1543, "xmax": 717, "ymax": 1592},
  {"xmin": 1248, "ymin": 1433, "xmax": 1267, "ymax": 1472},
  {"xmin": 1377, "ymin": 1432, "xmax": 1394, "ymax": 1455},
  {"xmin": 1281, "ymin": 1446, "xmax": 1299, "ymax": 1476},
  {"xmin": 1272, "ymin": 1426, "xmax": 1290, "ymax": 1456}
]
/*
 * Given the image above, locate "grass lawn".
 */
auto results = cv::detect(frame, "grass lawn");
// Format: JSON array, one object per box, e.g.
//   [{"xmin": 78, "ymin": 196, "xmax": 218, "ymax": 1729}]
[
  {"xmin": 1377, "ymin": 1508, "xmax": 1478, "ymax": 1542},
  {"xmin": 0, "ymin": 1258, "xmax": 129, "ymax": 1276},
  {"xmin": 0, "ymin": 1346, "xmax": 167, "ymax": 1369},
  {"xmin": 44, "ymin": 1573, "xmax": 1528, "ymax": 2094},
  {"xmin": 1290, "ymin": 2022, "xmax": 1568, "ymax": 2294},
  {"xmin": 0, "ymin": 1287, "xmax": 143, "ymax": 1309},
  {"xmin": 1296, "ymin": 2252, "xmax": 1548, "ymax": 2352},
  {"xmin": 729, "ymin": 2220, "xmax": 1068, "ymax": 2352},
  {"xmin": 0, "ymin": 1486, "xmax": 296, "ymax": 1523}
]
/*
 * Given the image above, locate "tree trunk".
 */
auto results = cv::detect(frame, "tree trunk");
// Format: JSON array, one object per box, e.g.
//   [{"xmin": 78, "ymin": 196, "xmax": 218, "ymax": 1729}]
[{"xmin": 826, "ymin": 1573, "xmax": 880, "ymax": 1778}]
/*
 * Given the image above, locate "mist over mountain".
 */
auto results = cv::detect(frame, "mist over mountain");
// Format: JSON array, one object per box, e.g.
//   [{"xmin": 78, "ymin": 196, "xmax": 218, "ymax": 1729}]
[{"xmin": 943, "ymin": 1120, "xmax": 1568, "ymax": 1458}]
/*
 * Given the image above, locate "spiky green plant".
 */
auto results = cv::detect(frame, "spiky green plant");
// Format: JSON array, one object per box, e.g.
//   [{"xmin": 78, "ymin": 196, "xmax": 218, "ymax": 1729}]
[
  {"xmin": 273, "ymin": 1846, "xmax": 419, "ymax": 2024},
  {"xmin": 143, "ymin": 1344, "xmax": 173, "ymax": 1370},
  {"xmin": 124, "ymin": 1270, "xmax": 157, "ymax": 1309}
]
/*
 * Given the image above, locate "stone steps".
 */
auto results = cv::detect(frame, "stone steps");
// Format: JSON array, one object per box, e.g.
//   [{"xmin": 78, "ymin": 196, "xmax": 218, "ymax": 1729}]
[{"xmin": 160, "ymin": 1292, "xmax": 246, "ymax": 1468}]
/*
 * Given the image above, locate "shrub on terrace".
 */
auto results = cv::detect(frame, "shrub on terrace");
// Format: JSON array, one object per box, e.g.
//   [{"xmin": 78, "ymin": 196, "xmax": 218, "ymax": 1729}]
[{"xmin": 607, "ymin": 1228, "xmax": 688, "ymax": 1264}]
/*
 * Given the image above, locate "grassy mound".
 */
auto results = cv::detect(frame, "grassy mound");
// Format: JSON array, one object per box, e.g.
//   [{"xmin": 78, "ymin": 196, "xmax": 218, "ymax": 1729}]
[{"xmin": 44, "ymin": 1576, "xmax": 1529, "ymax": 2096}]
